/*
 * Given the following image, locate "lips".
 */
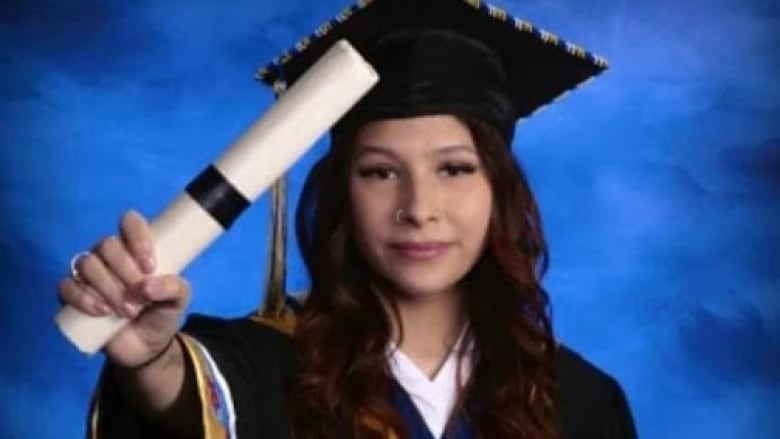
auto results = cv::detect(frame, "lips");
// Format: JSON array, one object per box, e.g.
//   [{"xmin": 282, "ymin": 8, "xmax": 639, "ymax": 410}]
[{"xmin": 390, "ymin": 242, "xmax": 451, "ymax": 260}]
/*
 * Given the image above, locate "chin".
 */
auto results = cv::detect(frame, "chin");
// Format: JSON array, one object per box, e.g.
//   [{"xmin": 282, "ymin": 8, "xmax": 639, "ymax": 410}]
[
  {"xmin": 366, "ymin": 254, "xmax": 473, "ymax": 299},
  {"xmin": 387, "ymin": 275, "xmax": 463, "ymax": 299}
]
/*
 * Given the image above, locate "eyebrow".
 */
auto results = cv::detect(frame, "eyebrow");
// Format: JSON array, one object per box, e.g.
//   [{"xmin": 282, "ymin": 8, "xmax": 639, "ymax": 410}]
[{"xmin": 353, "ymin": 144, "xmax": 478, "ymax": 159}]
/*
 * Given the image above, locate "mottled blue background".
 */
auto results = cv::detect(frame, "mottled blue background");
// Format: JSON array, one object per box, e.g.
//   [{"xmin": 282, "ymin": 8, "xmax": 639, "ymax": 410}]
[{"xmin": 1, "ymin": 0, "xmax": 778, "ymax": 437}]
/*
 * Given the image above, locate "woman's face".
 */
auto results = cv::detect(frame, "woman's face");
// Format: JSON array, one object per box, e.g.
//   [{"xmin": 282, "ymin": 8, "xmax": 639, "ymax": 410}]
[{"xmin": 349, "ymin": 114, "xmax": 493, "ymax": 299}]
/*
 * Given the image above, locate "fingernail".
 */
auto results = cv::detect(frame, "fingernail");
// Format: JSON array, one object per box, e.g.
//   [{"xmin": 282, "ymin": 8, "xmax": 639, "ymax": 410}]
[
  {"xmin": 98, "ymin": 303, "xmax": 113, "ymax": 315},
  {"xmin": 122, "ymin": 301, "xmax": 141, "ymax": 318},
  {"xmin": 144, "ymin": 279, "xmax": 161, "ymax": 299},
  {"xmin": 144, "ymin": 279, "xmax": 160, "ymax": 295},
  {"xmin": 140, "ymin": 255, "xmax": 155, "ymax": 274}
]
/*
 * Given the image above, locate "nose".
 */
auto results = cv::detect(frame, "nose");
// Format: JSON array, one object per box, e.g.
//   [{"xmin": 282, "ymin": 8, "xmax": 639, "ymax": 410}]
[{"xmin": 397, "ymin": 172, "xmax": 441, "ymax": 225}]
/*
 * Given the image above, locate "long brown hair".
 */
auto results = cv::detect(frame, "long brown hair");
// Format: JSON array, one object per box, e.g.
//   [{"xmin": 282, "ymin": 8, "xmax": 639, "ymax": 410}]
[{"xmin": 291, "ymin": 116, "xmax": 558, "ymax": 438}]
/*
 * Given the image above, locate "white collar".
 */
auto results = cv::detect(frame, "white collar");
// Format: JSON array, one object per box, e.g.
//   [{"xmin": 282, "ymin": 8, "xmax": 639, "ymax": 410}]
[{"xmin": 387, "ymin": 328, "xmax": 474, "ymax": 438}]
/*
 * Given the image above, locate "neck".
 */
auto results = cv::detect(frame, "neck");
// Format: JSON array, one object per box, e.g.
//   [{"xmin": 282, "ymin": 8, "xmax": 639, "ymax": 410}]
[{"xmin": 383, "ymin": 288, "xmax": 467, "ymax": 379}]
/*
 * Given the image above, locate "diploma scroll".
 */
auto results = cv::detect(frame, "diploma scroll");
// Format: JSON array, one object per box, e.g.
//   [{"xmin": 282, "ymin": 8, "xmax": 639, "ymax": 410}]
[{"xmin": 55, "ymin": 40, "xmax": 379, "ymax": 355}]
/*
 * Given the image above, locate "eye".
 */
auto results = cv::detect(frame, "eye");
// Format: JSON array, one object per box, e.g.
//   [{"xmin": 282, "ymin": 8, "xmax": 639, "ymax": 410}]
[
  {"xmin": 356, "ymin": 166, "xmax": 398, "ymax": 180},
  {"xmin": 439, "ymin": 162, "xmax": 478, "ymax": 177}
]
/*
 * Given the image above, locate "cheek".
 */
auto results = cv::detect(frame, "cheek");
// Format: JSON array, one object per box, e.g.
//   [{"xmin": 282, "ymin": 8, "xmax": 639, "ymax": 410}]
[
  {"xmin": 349, "ymin": 182, "xmax": 393, "ymax": 243},
  {"xmin": 450, "ymin": 180, "xmax": 493, "ymax": 233},
  {"xmin": 467, "ymin": 198, "xmax": 493, "ymax": 243},
  {"xmin": 349, "ymin": 185, "xmax": 370, "ymax": 236}
]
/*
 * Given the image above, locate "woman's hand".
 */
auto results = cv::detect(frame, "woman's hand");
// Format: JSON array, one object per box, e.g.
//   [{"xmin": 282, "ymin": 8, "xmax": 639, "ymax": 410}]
[{"xmin": 57, "ymin": 210, "xmax": 191, "ymax": 369}]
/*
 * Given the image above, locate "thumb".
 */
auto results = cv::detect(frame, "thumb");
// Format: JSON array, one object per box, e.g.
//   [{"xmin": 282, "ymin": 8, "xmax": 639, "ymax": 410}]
[
  {"xmin": 130, "ymin": 274, "xmax": 191, "ymax": 338},
  {"xmin": 135, "ymin": 274, "xmax": 191, "ymax": 308}
]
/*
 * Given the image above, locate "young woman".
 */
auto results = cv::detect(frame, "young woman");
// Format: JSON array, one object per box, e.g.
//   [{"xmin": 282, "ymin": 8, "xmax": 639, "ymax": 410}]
[{"xmin": 58, "ymin": 1, "xmax": 637, "ymax": 438}]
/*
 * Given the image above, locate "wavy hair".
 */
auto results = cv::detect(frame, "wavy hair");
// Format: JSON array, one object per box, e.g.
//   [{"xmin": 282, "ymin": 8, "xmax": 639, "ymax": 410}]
[{"xmin": 290, "ymin": 116, "xmax": 558, "ymax": 438}]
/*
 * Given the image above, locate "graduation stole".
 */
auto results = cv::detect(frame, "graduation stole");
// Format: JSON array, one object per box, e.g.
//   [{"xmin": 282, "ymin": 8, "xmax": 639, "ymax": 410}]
[{"xmin": 392, "ymin": 381, "xmax": 476, "ymax": 439}]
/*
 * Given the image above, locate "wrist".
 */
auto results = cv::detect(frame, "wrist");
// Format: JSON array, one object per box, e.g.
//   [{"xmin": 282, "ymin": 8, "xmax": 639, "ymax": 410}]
[
  {"xmin": 111, "ymin": 334, "xmax": 189, "ymax": 420},
  {"xmin": 122, "ymin": 336, "xmax": 179, "ymax": 372}
]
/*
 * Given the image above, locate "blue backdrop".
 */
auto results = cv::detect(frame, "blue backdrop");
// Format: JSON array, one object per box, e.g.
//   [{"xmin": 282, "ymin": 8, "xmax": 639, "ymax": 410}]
[{"xmin": 1, "ymin": 0, "xmax": 778, "ymax": 437}]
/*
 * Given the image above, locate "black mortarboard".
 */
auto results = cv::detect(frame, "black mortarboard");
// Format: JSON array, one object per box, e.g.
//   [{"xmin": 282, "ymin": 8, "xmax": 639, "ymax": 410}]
[{"xmin": 256, "ymin": 0, "xmax": 608, "ymax": 142}]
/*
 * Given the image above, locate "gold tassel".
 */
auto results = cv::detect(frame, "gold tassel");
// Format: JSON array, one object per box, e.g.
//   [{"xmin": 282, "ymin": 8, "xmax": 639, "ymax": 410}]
[
  {"xmin": 259, "ymin": 83, "xmax": 290, "ymax": 318},
  {"xmin": 260, "ymin": 176, "xmax": 288, "ymax": 318}
]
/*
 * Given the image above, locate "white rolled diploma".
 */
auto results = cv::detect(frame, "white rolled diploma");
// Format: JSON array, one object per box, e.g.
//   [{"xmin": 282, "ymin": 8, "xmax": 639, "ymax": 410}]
[{"xmin": 55, "ymin": 40, "xmax": 379, "ymax": 355}]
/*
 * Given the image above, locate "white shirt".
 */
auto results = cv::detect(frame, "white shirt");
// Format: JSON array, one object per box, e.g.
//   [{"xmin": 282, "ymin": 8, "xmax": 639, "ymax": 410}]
[{"xmin": 387, "ymin": 330, "xmax": 474, "ymax": 438}]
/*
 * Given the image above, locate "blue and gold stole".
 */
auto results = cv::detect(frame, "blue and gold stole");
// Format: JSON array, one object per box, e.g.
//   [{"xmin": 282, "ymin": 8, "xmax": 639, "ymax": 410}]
[{"xmin": 392, "ymin": 380, "xmax": 476, "ymax": 439}]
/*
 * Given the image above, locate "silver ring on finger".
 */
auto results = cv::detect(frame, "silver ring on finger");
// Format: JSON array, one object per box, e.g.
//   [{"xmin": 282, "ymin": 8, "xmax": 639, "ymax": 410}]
[{"xmin": 69, "ymin": 251, "xmax": 92, "ymax": 284}]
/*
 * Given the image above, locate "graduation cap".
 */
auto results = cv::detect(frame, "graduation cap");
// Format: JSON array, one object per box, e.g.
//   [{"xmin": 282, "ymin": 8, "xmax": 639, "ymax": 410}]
[
  {"xmin": 255, "ymin": 0, "xmax": 608, "ymax": 142},
  {"xmin": 253, "ymin": 0, "xmax": 610, "ymax": 318}
]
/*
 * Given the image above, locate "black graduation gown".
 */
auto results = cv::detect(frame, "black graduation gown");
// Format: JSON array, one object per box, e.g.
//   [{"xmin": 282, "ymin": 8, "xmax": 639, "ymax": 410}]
[{"xmin": 88, "ymin": 314, "xmax": 637, "ymax": 439}]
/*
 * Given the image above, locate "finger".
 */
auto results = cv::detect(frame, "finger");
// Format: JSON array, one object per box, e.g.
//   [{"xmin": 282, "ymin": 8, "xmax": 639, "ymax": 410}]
[
  {"xmin": 57, "ymin": 277, "xmax": 113, "ymax": 316},
  {"xmin": 119, "ymin": 210, "xmax": 155, "ymax": 274},
  {"xmin": 76, "ymin": 252, "xmax": 141, "ymax": 319},
  {"xmin": 93, "ymin": 235, "xmax": 145, "ymax": 290}
]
